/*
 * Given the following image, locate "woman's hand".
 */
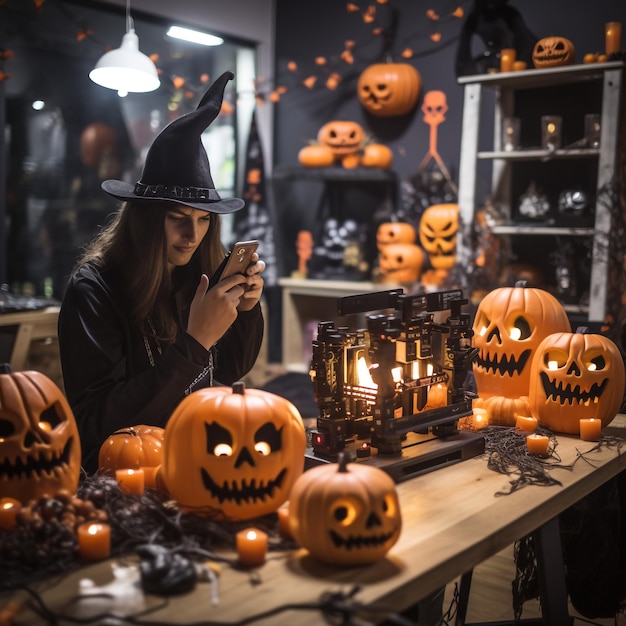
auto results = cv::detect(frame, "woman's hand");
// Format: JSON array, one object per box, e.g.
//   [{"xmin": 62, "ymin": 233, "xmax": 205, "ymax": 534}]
[
  {"xmin": 187, "ymin": 273, "xmax": 247, "ymax": 350},
  {"xmin": 238, "ymin": 253, "xmax": 266, "ymax": 312}
]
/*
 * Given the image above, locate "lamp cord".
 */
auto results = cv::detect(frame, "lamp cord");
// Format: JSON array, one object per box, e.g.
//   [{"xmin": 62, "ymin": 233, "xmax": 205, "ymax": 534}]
[{"xmin": 126, "ymin": 0, "xmax": 133, "ymax": 33}]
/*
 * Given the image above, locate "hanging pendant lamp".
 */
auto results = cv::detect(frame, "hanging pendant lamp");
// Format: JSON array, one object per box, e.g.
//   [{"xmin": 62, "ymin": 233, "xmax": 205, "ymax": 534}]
[{"xmin": 89, "ymin": 0, "xmax": 160, "ymax": 97}]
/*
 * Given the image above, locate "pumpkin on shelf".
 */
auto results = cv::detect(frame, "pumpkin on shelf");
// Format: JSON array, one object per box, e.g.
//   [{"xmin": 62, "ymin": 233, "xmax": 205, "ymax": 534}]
[
  {"xmin": 378, "ymin": 243, "xmax": 424, "ymax": 284},
  {"xmin": 528, "ymin": 329, "xmax": 625, "ymax": 435},
  {"xmin": 98, "ymin": 425, "xmax": 165, "ymax": 475},
  {"xmin": 471, "ymin": 283, "xmax": 571, "ymax": 426},
  {"xmin": 532, "ymin": 36, "xmax": 576, "ymax": 68},
  {"xmin": 298, "ymin": 120, "xmax": 393, "ymax": 169},
  {"xmin": 418, "ymin": 203, "xmax": 459, "ymax": 270},
  {"xmin": 376, "ymin": 222, "xmax": 416, "ymax": 250},
  {"xmin": 0, "ymin": 364, "xmax": 82, "ymax": 504},
  {"xmin": 357, "ymin": 62, "xmax": 422, "ymax": 117},
  {"xmin": 160, "ymin": 381, "xmax": 306, "ymax": 520},
  {"xmin": 288, "ymin": 452, "xmax": 402, "ymax": 566}
]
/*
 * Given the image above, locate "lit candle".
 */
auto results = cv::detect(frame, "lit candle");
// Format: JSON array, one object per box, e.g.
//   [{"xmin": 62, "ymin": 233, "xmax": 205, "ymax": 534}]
[
  {"xmin": 0, "ymin": 498, "xmax": 21, "ymax": 530},
  {"xmin": 500, "ymin": 48, "xmax": 516, "ymax": 72},
  {"xmin": 356, "ymin": 441, "xmax": 372, "ymax": 457},
  {"xmin": 277, "ymin": 507, "xmax": 293, "ymax": 540},
  {"xmin": 472, "ymin": 408, "xmax": 489, "ymax": 430},
  {"xmin": 579, "ymin": 418, "xmax": 602, "ymax": 441},
  {"xmin": 605, "ymin": 22, "xmax": 622, "ymax": 56},
  {"xmin": 515, "ymin": 415, "xmax": 538, "ymax": 432},
  {"xmin": 236, "ymin": 528, "xmax": 268, "ymax": 567},
  {"xmin": 527, "ymin": 433, "xmax": 550, "ymax": 456},
  {"xmin": 116, "ymin": 468, "xmax": 145, "ymax": 495},
  {"xmin": 142, "ymin": 466, "xmax": 159, "ymax": 490},
  {"xmin": 77, "ymin": 522, "xmax": 111, "ymax": 561}
]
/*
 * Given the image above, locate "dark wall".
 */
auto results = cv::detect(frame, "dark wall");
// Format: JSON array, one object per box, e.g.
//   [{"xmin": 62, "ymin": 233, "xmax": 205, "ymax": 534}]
[{"xmin": 273, "ymin": 0, "xmax": 626, "ymax": 182}]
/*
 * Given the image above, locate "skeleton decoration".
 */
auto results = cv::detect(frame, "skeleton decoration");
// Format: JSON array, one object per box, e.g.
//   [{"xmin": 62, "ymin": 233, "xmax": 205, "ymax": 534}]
[{"xmin": 418, "ymin": 91, "xmax": 457, "ymax": 195}]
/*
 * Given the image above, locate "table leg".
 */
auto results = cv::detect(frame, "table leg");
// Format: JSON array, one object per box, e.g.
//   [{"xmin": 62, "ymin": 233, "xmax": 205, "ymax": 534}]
[{"xmin": 532, "ymin": 516, "xmax": 572, "ymax": 626}]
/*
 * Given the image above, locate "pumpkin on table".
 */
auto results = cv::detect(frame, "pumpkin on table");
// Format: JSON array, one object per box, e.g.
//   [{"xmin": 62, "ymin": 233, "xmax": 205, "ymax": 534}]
[
  {"xmin": 160, "ymin": 381, "xmax": 306, "ymax": 520},
  {"xmin": 357, "ymin": 62, "xmax": 422, "ymax": 117},
  {"xmin": 532, "ymin": 36, "xmax": 576, "ymax": 68},
  {"xmin": 471, "ymin": 283, "xmax": 571, "ymax": 426},
  {"xmin": 528, "ymin": 330, "xmax": 625, "ymax": 435},
  {"xmin": 98, "ymin": 425, "xmax": 165, "ymax": 475},
  {"xmin": 0, "ymin": 364, "xmax": 81, "ymax": 504},
  {"xmin": 288, "ymin": 452, "xmax": 402, "ymax": 566}
]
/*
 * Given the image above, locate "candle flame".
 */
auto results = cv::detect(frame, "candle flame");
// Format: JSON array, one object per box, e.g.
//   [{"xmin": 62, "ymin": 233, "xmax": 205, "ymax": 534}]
[
  {"xmin": 357, "ymin": 357, "xmax": 376, "ymax": 389},
  {"xmin": 1, "ymin": 501, "xmax": 16, "ymax": 511},
  {"xmin": 87, "ymin": 523, "xmax": 102, "ymax": 535},
  {"xmin": 246, "ymin": 530, "xmax": 257, "ymax": 540}
]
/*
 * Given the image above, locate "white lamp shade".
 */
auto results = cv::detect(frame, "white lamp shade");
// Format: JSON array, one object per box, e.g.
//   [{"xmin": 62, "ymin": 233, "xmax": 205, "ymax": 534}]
[{"xmin": 89, "ymin": 29, "xmax": 160, "ymax": 94}]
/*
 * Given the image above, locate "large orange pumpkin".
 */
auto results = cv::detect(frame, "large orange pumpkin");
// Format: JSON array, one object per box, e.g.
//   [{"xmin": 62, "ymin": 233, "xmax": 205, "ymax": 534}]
[
  {"xmin": 529, "ymin": 330, "xmax": 625, "ymax": 434},
  {"xmin": 317, "ymin": 120, "xmax": 365, "ymax": 157},
  {"xmin": 98, "ymin": 425, "xmax": 165, "ymax": 475},
  {"xmin": 288, "ymin": 453, "xmax": 402, "ymax": 565},
  {"xmin": 472, "ymin": 285, "xmax": 571, "ymax": 425},
  {"xmin": 0, "ymin": 364, "xmax": 81, "ymax": 504},
  {"xmin": 378, "ymin": 243, "xmax": 424, "ymax": 284},
  {"xmin": 357, "ymin": 63, "xmax": 422, "ymax": 117},
  {"xmin": 160, "ymin": 381, "xmax": 306, "ymax": 520}
]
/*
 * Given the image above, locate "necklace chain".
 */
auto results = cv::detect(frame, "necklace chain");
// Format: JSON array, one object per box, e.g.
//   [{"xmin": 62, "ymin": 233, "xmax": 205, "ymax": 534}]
[{"xmin": 143, "ymin": 317, "xmax": 213, "ymax": 394}]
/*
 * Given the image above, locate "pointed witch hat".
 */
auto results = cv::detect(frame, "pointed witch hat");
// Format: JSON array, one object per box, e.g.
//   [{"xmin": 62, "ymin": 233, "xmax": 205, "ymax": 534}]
[{"xmin": 101, "ymin": 70, "xmax": 244, "ymax": 213}]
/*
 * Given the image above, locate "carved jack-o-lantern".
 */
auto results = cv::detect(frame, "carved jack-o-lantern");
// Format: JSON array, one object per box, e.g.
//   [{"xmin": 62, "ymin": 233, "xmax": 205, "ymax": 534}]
[
  {"xmin": 532, "ymin": 36, "xmax": 576, "ymax": 68},
  {"xmin": 376, "ymin": 222, "xmax": 416, "ymax": 250},
  {"xmin": 472, "ymin": 285, "xmax": 571, "ymax": 425},
  {"xmin": 419, "ymin": 203, "xmax": 459, "ymax": 270},
  {"xmin": 288, "ymin": 453, "xmax": 402, "ymax": 565},
  {"xmin": 160, "ymin": 381, "xmax": 306, "ymax": 520},
  {"xmin": 317, "ymin": 120, "xmax": 365, "ymax": 157},
  {"xmin": 0, "ymin": 364, "xmax": 81, "ymax": 504},
  {"xmin": 357, "ymin": 63, "xmax": 422, "ymax": 117},
  {"xmin": 529, "ymin": 331, "xmax": 625, "ymax": 434},
  {"xmin": 378, "ymin": 243, "xmax": 424, "ymax": 284}
]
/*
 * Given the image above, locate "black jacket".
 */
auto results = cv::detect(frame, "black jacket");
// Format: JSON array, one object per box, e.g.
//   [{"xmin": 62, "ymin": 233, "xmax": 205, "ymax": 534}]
[{"xmin": 58, "ymin": 262, "xmax": 264, "ymax": 473}]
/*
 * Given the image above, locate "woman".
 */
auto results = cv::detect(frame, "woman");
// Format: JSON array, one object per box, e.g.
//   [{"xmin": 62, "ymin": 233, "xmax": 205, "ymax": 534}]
[{"xmin": 58, "ymin": 71, "xmax": 265, "ymax": 473}]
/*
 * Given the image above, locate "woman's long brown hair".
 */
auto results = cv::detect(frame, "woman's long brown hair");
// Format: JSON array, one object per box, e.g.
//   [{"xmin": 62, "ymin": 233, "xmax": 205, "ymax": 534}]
[{"xmin": 76, "ymin": 201, "xmax": 225, "ymax": 342}]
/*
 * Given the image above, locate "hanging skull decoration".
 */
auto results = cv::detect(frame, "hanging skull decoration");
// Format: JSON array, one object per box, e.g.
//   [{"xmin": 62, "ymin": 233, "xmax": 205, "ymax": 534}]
[{"xmin": 422, "ymin": 91, "xmax": 449, "ymax": 127}]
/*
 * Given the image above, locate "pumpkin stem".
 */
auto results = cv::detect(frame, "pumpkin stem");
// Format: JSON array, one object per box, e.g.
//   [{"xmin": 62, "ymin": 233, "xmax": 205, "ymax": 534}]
[
  {"xmin": 337, "ymin": 451, "xmax": 351, "ymax": 472},
  {"xmin": 232, "ymin": 381, "xmax": 246, "ymax": 395},
  {"xmin": 0, "ymin": 363, "xmax": 12, "ymax": 374},
  {"xmin": 575, "ymin": 326, "xmax": 588, "ymax": 334},
  {"xmin": 514, "ymin": 280, "xmax": 527, "ymax": 288}
]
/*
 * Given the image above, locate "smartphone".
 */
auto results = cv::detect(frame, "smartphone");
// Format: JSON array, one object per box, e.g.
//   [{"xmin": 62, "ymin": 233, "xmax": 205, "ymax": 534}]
[{"xmin": 209, "ymin": 240, "xmax": 259, "ymax": 287}]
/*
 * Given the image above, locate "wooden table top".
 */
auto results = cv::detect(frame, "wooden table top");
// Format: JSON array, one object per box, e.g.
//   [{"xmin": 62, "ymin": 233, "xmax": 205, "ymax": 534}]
[{"xmin": 3, "ymin": 415, "xmax": 625, "ymax": 625}]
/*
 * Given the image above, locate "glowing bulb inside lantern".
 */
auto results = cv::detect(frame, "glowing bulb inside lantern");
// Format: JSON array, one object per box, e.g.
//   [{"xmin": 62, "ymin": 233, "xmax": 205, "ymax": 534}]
[
  {"xmin": 588, "ymin": 363, "xmax": 597, "ymax": 371},
  {"xmin": 479, "ymin": 326, "xmax": 487, "ymax": 336},
  {"xmin": 548, "ymin": 360, "xmax": 558, "ymax": 370},
  {"xmin": 510, "ymin": 327, "xmax": 521, "ymax": 340}
]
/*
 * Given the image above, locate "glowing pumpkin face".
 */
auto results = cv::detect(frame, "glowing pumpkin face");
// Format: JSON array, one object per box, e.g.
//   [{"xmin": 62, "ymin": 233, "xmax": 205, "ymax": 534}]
[
  {"xmin": 288, "ymin": 454, "xmax": 402, "ymax": 565},
  {"xmin": 419, "ymin": 203, "xmax": 459, "ymax": 269},
  {"xmin": 532, "ymin": 37, "xmax": 576, "ymax": 68},
  {"xmin": 357, "ymin": 63, "xmax": 422, "ymax": 117},
  {"xmin": 0, "ymin": 365, "xmax": 81, "ymax": 504},
  {"xmin": 472, "ymin": 286, "xmax": 571, "ymax": 400},
  {"xmin": 378, "ymin": 243, "xmax": 424, "ymax": 283},
  {"xmin": 376, "ymin": 222, "xmax": 416, "ymax": 250},
  {"xmin": 529, "ymin": 331, "xmax": 625, "ymax": 434},
  {"xmin": 317, "ymin": 120, "xmax": 365, "ymax": 157},
  {"xmin": 160, "ymin": 382, "xmax": 306, "ymax": 520}
]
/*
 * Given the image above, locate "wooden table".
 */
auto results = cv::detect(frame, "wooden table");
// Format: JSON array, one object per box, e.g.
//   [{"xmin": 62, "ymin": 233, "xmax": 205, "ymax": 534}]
[{"xmin": 2, "ymin": 416, "xmax": 625, "ymax": 625}]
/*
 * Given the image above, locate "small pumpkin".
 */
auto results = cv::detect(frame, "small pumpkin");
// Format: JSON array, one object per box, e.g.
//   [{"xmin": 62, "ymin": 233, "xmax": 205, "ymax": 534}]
[
  {"xmin": 378, "ymin": 243, "xmax": 424, "ymax": 284},
  {"xmin": 376, "ymin": 222, "xmax": 416, "ymax": 250},
  {"xmin": 529, "ymin": 330, "xmax": 625, "ymax": 434},
  {"xmin": 532, "ymin": 36, "xmax": 576, "ymax": 68},
  {"xmin": 98, "ymin": 425, "xmax": 165, "ymax": 476},
  {"xmin": 160, "ymin": 381, "xmax": 306, "ymax": 520},
  {"xmin": 472, "ymin": 284, "xmax": 571, "ymax": 425},
  {"xmin": 357, "ymin": 63, "xmax": 422, "ymax": 117},
  {"xmin": 0, "ymin": 364, "xmax": 81, "ymax": 504},
  {"xmin": 298, "ymin": 144, "xmax": 335, "ymax": 168},
  {"xmin": 288, "ymin": 452, "xmax": 402, "ymax": 565},
  {"xmin": 361, "ymin": 143, "xmax": 393, "ymax": 169},
  {"xmin": 419, "ymin": 203, "xmax": 459, "ymax": 270}
]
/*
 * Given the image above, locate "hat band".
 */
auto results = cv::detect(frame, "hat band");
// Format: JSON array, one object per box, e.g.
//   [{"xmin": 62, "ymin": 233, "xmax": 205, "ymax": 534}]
[{"xmin": 134, "ymin": 182, "xmax": 222, "ymax": 202}]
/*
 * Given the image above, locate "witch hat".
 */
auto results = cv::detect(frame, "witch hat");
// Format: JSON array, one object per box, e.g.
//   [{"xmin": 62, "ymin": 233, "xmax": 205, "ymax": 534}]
[{"xmin": 101, "ymin": 71, "xmax": 244, "ymax": 213}]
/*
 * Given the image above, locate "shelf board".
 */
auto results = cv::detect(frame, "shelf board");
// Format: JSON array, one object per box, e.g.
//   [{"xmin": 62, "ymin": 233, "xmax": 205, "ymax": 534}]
[
  {"xmin": 478, "ymin": 148, "xmax": 599, "ymax": 160},
  {"xmin": 489, "ymin": 224, "xmax": 595, "ymax": 236},
  {"xmin": 457, "ymin": 60, "xmax": 624, "ymax": 89},
  {"xmin": 272, "ymin": 165, "xmax": 396, "ymax": 183}
]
